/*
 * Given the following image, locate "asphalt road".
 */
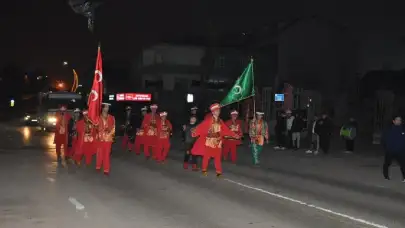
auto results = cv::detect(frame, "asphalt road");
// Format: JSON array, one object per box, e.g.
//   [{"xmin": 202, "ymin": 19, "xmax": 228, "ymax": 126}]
[{"xmin": 0, "ymin": 124, "xmax": 404, "ymax": 228}]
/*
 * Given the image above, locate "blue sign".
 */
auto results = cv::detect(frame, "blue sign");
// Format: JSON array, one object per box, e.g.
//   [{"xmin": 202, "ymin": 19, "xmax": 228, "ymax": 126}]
[{"xmin": 274, "ymin": 94, "xmax": 284, "ymax": 102}]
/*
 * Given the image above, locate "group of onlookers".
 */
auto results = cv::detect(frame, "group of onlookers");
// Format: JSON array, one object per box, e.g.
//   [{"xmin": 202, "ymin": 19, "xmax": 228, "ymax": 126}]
[
  {"xmin": 274, "ymin": 110, "xmax": 334, "ymax": 154},
  {"xmin": 274, "ymin": 109, "xmax": 405, "ymax": 182}
]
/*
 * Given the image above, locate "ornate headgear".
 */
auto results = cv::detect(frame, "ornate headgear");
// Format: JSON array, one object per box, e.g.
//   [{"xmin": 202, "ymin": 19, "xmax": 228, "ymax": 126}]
[
  {"xmin": 159, "ymin": 111, "xmax": 167, "ymax": 117},
  {"xmin": 230, "ymin": 110, "xmax": 239, "ymax": 115},
  {"xmin": 150, "ymin": 104, "xmax": 158, "ymax": 109},
  {"xmin": 210, "ymin": 103, "xmax": 221, "ymax": 112}
]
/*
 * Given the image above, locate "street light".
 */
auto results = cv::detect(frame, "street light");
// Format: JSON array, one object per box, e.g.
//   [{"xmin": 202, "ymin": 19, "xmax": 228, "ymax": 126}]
[
  {"xmin": 63, "ymin": 61, "xmax": 68, "ymax": 66},
  {"xmin": 57, "ymin": 82, "xmax": 64, "ymax": 89}
]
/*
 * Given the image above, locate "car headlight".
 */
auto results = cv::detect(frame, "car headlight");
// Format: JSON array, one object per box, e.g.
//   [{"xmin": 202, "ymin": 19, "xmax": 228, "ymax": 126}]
[
  {"xmin": 24, "ymin": 115, "xmax": 30, "ymax": 120},
  {"xmin": 47, "ymin": 117, "xmax": 57, "ymax": 123}
]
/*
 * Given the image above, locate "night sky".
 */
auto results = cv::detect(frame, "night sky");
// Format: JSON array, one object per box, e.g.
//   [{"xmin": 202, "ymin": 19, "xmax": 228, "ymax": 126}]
[{"xmin": 2, "ymin": 0, "xmax": 405, "ymax": 83}]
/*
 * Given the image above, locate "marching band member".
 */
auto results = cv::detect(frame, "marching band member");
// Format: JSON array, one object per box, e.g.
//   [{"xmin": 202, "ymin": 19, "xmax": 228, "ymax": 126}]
[
  {"xmin": 192, "ymin": 103, "xmax": 239, "ymax": 177},
  {"xmin": 96, "ymin": 103, "xmax": 115, "ymax": 175},
  {"xmin": 156, "ymin": 111, "xmax": 172, "ymax": 163},
  {"xmin": 249, "ymin": 112, "xmax": 269, "ymax": 166},
  {"xmin": 74, "ymin": 110, "xmax": 96, "ymax": 166},
  {"xmin": 121, "ymin": 106, "xmax": 133, "ymax": 151},
  {"xmin": 54, "ymin": 105, "xmax": 71, "ymax": 162},
  {"xmin": 223, "ymin": 110, "xmax": 243, "ymax": 163},
  {"xmin": 133, "ymin": 106, "xmax": 147, "ymax": 155},
  {"xmin": 141, "ymin": 104, "xmax": 160, "ymax": 160},
  {"xmin": 67, "ymin": 108, "xmax": 81, "ymax": 159}
]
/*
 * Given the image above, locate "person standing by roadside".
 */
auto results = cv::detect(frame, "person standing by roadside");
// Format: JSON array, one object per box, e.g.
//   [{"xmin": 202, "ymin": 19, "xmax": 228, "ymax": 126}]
[
  {"xmin": 274, "ymin": 112, "xmax": 286, "ymax": 150},
  {"xmin": 315, "ymin": 113, "xmax": 333, "ymax": 154},
  {"xmin": 306, "ymin": 116, "xmax": 319, "ymax": 154},
  {"xmin": 291, "ymin": 113, "xmax": 305, "ymax": 150},
  {"xmin": 340, "ymin": 117, "xmax": 358, "ymax": 153},
  {"xmin": 285, "ymin": 110, "xmax": 294, "ymax": 148},
  {"xmin": 382, "ymin": 116, "xmax": 405, "ymax": 182}
]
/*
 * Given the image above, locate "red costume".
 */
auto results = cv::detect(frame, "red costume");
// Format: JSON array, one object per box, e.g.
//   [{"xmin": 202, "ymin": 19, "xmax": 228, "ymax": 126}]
[
  {"xmin": 156, "ymin": 112, "xmax": 172, "ymax": 163},
  {"xmin": 96, "ymin": 112, "xmax": 115, "ymax": 174},
  {"xmin": 192, "ymin": 103, "xmax": 238, "ymax": 176},
  {"xmin": 141, "ymin": 104, "xmax": 160, "ymax": 159},
  {"xmin": 74, "ymin": 111, "xmax": 96, "ymax": 166},
  {"xmin": 53, "ymin": 106, "xmax": 71, "ymax": 160},
  {"xmin": 133, "ymin": 107, "xmax": 147, "ymax": 155},
  {"xmin": 223, "ymin": 111, "xmax": 243, "ymax": 163}
]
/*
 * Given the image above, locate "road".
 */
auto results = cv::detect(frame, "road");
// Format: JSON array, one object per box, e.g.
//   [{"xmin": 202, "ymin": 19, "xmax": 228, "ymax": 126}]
[{"xmin": 0, "ymin": 124, "xmax": 404, "ymax": 228}]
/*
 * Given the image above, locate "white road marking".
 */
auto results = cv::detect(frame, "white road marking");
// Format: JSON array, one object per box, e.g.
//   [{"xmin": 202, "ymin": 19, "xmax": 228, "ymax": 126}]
[
  {"xmin": 68, "ymin": 197, "xmax": 85, "ymax": 210},
  {"xmin": 46, "ymin": 177, "xmax": 55, "ymax": 182},
  {"xmin": 224, "ymin": 179, "xmax": 388, "ymax": 228}
]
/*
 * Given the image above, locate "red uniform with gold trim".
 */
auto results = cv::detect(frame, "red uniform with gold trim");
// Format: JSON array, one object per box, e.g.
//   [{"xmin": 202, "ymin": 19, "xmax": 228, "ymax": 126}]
[
  {"xmin": 74, "ymin": 116, "xmax": 96, "ymax": 166},
  {"xmin": 223, "ymin": 118, "xmax": 243, "ymax": 163},
  {"xmin": 141, "ymin": 112, "xmax": 160, "ymax": 159},
  {"xmin": 96, "ymin": 114, "xmax": 115, "ymax": 174},
  {"xmin": 156, "ymin": 113, "xmax": 172, "ymax": 163},
  {"xmin": 192, "ymin": 104, "xmax": 238, "ymax": 175},
  {"xmin": 54, "ymin": 111, "xmax": 71, "ymax": 159}
]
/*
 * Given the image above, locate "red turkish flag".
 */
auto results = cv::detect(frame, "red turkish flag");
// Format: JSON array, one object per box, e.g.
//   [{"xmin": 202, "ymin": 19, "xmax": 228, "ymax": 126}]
[{"xmin": 87, "ymin": 46, "xmax": 103, "ymax": 124}]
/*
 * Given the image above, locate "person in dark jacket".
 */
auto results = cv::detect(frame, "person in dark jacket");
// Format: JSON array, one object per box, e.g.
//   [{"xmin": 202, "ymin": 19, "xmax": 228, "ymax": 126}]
[
  {"xmin": 183, "ymin": 115, "xmax": 199, "ymax": 170},
  {"xmin": 382, "ymin": 116, "xmax": 405, "ymax": 181},
  {"xmin": 315, "ymin": 113, "xmax": 333, "ymax": 154},
  {"xmin": 274, "ymin": 112, "xmax": 286, "ymax": 150},
  {"xmin": 291, "ymin": 113, "xmax": 305, "ymax": 150}
]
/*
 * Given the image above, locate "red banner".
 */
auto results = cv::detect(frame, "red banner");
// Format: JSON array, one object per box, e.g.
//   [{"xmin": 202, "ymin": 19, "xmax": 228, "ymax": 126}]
[{"xmin": 116, "ymin": 93, "xmax": 151, "ymax": 102}]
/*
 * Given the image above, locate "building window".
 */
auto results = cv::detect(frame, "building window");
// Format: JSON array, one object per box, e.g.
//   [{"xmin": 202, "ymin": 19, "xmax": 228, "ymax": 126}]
[
  {"xmin": 145, "ymin": 80, "xmax": 163, "ymax": 89},
  {"xmin": 155, "ymin": 53, "xmax": 163, "ymax": 64},
  {"xmin": 191, "ymin": 80, "xmax": 201, "ymax": 87},
  {"xmin": 215, "ymin": 56, "xmax": 225, "ymax": 68}
]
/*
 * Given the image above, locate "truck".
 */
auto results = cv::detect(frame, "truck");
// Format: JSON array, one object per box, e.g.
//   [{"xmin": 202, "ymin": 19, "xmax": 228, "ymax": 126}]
[{"xmin": 37, "ymin": 91, "xmax": 84, "ymax": 131}]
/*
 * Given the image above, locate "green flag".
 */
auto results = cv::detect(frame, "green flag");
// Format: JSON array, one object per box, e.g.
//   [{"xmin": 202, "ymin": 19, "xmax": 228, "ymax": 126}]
[{"xmin": 220, "ymin": 59, "xmax": 255, "ymax": 106}]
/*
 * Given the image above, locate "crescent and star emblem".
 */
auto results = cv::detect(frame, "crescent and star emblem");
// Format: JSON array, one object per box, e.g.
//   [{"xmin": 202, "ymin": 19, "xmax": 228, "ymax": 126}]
[
  {"xmin": 90, "ymin": 90, "xmax": 98, "ymax": 101},
  {"xmin": 233, "ymin": 85, "xmax": 242, "ymax": 95},
  {"xmin": 95, "ymin": 70, "xmax": 102, "ymax": 82}
]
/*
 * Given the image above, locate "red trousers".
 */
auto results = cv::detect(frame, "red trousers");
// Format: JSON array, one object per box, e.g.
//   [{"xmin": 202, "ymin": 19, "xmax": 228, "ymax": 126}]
[
  {"xmin": 223, "ymin": 140, "xmax": 238, "ymax": 163},
  {"xmin": 96, "ymin": 142, "xmax": 112, "ymax": 173},
  {"xmin": 74, "ymin": 142, "xmax": 94, "ymax": 166},
  {"xmin": 202, "ymin": 147, "xmax": 222, "ymax": 174},
  {"xmin": 55, "ymin": 143, "xmax": 66, "ymax": 157},
  {"xmin": 144, "ymin": 136, "xmax": 157, "ymax": 159},
  {"xmin": 156, "ymin": 139, "xmax": 170, "ymax": 162},
  {"xmin": 133, "ymin": 136, "xmax": 145, "ymax": 155}
]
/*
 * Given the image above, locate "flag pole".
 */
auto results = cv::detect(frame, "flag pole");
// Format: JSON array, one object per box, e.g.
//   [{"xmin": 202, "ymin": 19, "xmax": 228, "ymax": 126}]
[{"xmin": 251, "ymin": 57, "xmax": 255, "ymax": 117}]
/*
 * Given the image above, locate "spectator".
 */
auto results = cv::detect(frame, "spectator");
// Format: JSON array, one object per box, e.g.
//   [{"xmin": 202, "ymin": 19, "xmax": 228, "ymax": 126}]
[
  {"xmin": 382, "ymin": 116, "xmax": 405, "ymax": 181},
  {"xmin": 291, "ymin": 113, "xmax": 305, "ymax": 150},
  {"xmin": 306, "ymin": 116, "xmax": 319, "ymax": 154},
  {"xmin": 274, "ymin": 112, "xmax": 286, "ymax": 150},
  {"xmin": 340, "ymin": 117, "xmax": 358, "ymax": 153},
  {"xmin": 285, "ymin": 110, "xmax": 295, "ymax": 148},
  {"xmin": 315, "ymin": 113, "xmax": 333, "ymax": 154}
]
